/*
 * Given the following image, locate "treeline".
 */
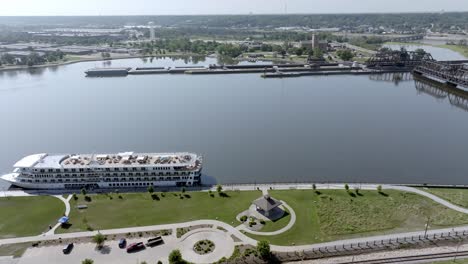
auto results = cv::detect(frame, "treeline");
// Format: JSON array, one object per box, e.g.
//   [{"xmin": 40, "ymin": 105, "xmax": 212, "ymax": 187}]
[
  {"xmin": 1, "ymin": 13, "xmax": 467, "ymax": 31},
  {"xmin": 0, "ymin": 50, "xmax": 64, "ymax": 66}
]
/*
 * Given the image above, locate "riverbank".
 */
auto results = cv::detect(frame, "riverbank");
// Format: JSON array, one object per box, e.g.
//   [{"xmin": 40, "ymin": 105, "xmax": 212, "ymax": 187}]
[
  {"xmin": 0, "ymin": 52, "xmax": 206, "ymax": 73},
  {"xmin": 4, "ymin": 184, "xmax": 468, "ymax": 247},
  {"xmin": 384, "ymin": 41, "xmax": 468, "ymax": 58}
]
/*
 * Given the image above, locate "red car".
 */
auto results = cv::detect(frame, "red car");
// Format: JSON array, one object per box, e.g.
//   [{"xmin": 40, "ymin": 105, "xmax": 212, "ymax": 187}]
[{"xmin": 126, "ymin": 242, "xmax": 145, "ymax": 253}]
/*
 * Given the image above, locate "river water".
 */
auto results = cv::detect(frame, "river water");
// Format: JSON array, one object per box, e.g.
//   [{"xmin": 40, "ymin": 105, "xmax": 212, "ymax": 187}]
[{"xmin": 1, "ymin": 52, "xmax": 468, "ymax": 189}]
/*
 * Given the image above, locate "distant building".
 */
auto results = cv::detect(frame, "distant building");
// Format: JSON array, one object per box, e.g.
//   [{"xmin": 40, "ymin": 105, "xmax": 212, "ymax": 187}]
[
  {"xmin": 148, "ymin": 22, "xmax": 156, "ymax": 40},
  {"xmin": 300, "ymin": 34, "xmax": 328, "ymax": 51}
]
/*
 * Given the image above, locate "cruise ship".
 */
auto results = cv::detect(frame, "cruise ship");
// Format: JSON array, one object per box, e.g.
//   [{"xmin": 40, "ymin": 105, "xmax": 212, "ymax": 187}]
[{"xmin": 1, "ymin": 152, "xmax": 202, "ymax": 190}]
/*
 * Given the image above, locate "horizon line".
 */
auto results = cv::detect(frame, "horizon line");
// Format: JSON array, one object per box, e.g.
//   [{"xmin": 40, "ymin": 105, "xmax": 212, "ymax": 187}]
[{"xmin": 1, "ymin": 10, "xmax": 468, "ymax": 17}]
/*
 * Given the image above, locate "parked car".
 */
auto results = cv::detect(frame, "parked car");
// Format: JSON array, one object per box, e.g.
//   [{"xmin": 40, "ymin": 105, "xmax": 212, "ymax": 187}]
[
  {"xmin": 62, "ymin": 243, "xmax": 74, "ymax": 254},
  {"xmin": 118, "ymin": 238, "xmax": 126, "ymax": 248},
  {"xmin": 126, "ymin": 242, "xmax": 145, "ymax": 253},
  {"xmin": 145, "ymin": 236, "xmax": 163, "ymax": 247}
]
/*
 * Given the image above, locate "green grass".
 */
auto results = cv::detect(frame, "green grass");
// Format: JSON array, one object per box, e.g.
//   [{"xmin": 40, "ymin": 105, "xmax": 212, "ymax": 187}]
[
  {"xmin": 420, "ymin": 188, "xmax": 468, "ymax": 208},
  {"xmin": 0, "ymin": 196, "xmax": 64, "ymax": 238},
  {"xmin": 247, "ymin": 189, "xmax": 468, "ymax": 246},
  {"xmin": 0, "ymin": 243, "xmax": 31, "ymax": 258},
  {"xmin": 59, "ymin": 191, "xmax": 261, "ymax": 233},
  {"xmin": 259, "ymin": 208, "xmax": 291, "ymax": 232}
]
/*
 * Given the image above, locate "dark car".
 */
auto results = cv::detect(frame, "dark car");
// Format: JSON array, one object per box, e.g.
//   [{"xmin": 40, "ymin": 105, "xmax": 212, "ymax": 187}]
[
  {"xmin": 118, "ymin": 238, "xmax": 126, "ymax": 248},
  {"xmin": 126, "ymin": 242, "xmax": 145, "ymax": 253},
  {"xmin": 145, "ymin": 236, "xmax": 163, "ymax": 247},
  {"xmin": 62, "ymin": 243, "xmax": 74, "ymax": 254}
]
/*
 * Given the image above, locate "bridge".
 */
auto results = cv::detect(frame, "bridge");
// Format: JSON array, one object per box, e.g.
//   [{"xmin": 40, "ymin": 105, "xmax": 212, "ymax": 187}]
[
  {"xmin": 366, "ymin": 50, "xmax": 434, "ymax": 68},
  {"xmin": 389, "ymin": 34, "xmax": 425, "ymax": 43},
  {"xmin": 413, "ymin": 60, "xmax": 468, "ymax": 88}
]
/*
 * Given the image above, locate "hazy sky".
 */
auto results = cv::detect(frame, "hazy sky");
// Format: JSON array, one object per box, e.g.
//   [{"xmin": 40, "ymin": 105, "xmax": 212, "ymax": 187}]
[{"xmin": 1, "ymin": 0, "xmax": 467, "ymax": 16}]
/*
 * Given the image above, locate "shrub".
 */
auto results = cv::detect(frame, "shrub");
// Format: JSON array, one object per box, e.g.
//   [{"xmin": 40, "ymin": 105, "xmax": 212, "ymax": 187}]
[
  {"xmin": 147, "ymin": 186, "xmax": 154, "ymax": 193},
  {"xmin": 82, "ymin": 259, "xmax": 94, "ymax": 264},
  {"xmin": 257, "ymin": 240, "xmax": 271, "ymax": 259},
  {"xmin": 216, "ymin": 184, "xmax": 223, "ymax": 193},
  {"xmin": 240, "ymin": 215, "xmax": 248, "ymax": 222},
  {"xmin": 377, "ymin": 185, "xmax": 383, "ymax": 193},
  {"xmin": 169, "ymin": 249, "xmax": 184, "ymax": 264},
  {"xmin": 93, "ymin": 233, "xmax": 105, "ymax": 248},
  {"xmin": 260, "ymin": 220, "xmax": 266, "ymax": 225}
]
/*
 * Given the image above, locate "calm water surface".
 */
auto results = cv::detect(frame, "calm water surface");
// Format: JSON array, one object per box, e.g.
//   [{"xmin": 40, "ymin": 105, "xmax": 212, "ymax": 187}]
[{"xmin": 1, "ymin": 55, "xmax": 468, "ymax": 188}]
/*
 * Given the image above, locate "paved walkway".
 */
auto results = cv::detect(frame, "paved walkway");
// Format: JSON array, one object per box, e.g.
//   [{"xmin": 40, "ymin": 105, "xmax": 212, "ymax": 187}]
[
  {"xmin": 45, "ymin": 194, "xmax": 73, "ymax": 236},
  {"xmin": 237, "ymin": 201, "xmax": 297, "ymax": 236}
]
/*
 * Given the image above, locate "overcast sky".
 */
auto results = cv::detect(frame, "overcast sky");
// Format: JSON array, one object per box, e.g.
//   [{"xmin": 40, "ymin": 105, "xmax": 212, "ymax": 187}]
[{"xmin": 1, "ymin": 0, "xmax": 468, "ymax": 16}]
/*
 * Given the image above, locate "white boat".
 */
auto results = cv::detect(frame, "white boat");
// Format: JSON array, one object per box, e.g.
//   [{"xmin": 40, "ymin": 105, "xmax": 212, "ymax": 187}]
[{"xmin": 1, "ymin": 152, "xmax": 202, "ymax": 190}]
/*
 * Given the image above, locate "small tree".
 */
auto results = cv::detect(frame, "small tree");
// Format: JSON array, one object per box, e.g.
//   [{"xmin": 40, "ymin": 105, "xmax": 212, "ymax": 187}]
[
  {"xmin": 181, "ymin": 187, "xmax": 186, "ymax": 193},
  {"xmin": 168, "ymin": 249, "xmax": 184, "ymax": 264},
  {"xmin": 257, "ymin": 240, "xmax": 271, "ymax": 259},
  {"xmin": 157, "ymin": 261, "xmax": 163, "ymax": 264},
  {"xmin": 82, "ymin": 259, "xmax": 94, "ymax": 264},
  {"xmin": 216, "ymin": 184, "xmax": 223, "ymax": 193},
  {"xmin": 93, "ymin": 232, "xmax": 105, "ymax": 249},
  {"xmin": 312, "ymin": 184, "xmax": 316, "ymax": 191},
  {"xmin": 377, "ymin": 185, "xmax": 383, "ymax": 193},
  {"xmin": 344, "ymin": 184, "xmax": 349, "ymax": 192},
  {"xmin": 355, "ymin": 187, "xmax": 360, "ymax": 195},
  {"xmin": 81, "ymin": 188, "xmax": 87, "ymax": 196},
  {"xmin": 147, "ymin": 186, "xmax": 154, "ymax": 194}
]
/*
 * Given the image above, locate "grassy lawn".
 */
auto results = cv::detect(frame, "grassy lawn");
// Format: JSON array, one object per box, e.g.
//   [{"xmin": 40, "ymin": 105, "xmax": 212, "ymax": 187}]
[
  {"xmin": 420, "ymin": 188, "xmax": 468, "ymax": 208},
  {"xmin": 430, "ymin": 259, "xmax": 468, "ymax": 264},
  {"xmin": 259, "ymin": 208, "xmax": 291, "ymax": 232},
  {"xmin": 247, "ymin": 189, "xmax": 468, "ymax": 246},
  {"xmin": 0, "ymin": 196, "xmax": 64, "ymax": 239},
  {"xmin": 59, "ymin": 190, "xmax": 261, "ymax": 233}
]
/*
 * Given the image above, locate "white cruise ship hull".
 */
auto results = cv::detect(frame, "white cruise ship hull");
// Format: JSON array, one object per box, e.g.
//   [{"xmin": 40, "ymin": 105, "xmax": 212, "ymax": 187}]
[{"xmin": 1, "ymin": 152, "xmax": 203, "ymax": 190}]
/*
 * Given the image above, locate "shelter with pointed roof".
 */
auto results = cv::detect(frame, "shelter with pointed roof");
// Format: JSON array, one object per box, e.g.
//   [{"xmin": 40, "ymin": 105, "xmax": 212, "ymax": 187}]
[{"xmin": 252, "ymin": 194, "xmax": 282, "ymax": 217}]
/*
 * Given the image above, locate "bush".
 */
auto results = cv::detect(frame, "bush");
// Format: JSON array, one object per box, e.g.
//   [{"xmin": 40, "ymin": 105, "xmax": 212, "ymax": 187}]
[
  {"xmin": 240, "ymin": 215, "xmax": 248, "ymax": 222},
  {"xmin": 257, "ymin": 240, "xmax": 271, "ymax": 259},
  {"xmin": 82, "ymin": 259, "xmax": 94, "ymax": 264},
  {"xmin": 93, "ymin": 233, "xmax": 105, "ymax": 248},
  {"xmin": 377, "ymin": 185, "xmax": 383, "ymax": 193},
  {"xmin": 147, "ymin": 186, "xmax": 154, "ymax": 193},
  {"xmin": 169, "ymin": 249, "xmax": 185, "ymax": 264},
  {"xmin": 260, "ymin": 220, "xmax": 266, "ymax": 225}
]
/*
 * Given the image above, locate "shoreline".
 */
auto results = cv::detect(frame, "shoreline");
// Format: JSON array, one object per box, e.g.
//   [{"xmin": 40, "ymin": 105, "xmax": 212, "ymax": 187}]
[{"xmin": 0, "ymin": 53, "xmax": 210, "ymax": 73}]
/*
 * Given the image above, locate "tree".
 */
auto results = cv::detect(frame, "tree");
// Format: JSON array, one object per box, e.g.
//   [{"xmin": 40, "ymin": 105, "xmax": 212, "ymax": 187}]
[
  {"xmin": 257, "ymin": 240, "xmax": 271, "ymax": 259},
  {"xmin": 157, "ymin": 261, "xmax": 163, "ymax": 264},
  {"xmin": 181, "ymin": 187, "xmax": 186, "ymax": 193},
  {"xmin": 147, "ymin": 186, "xmax": 154, "ymax": 194},
  {"xmin": 336, "ymin": 49, "xmax": 354, "ymax": 61},
  {"xmin": 168, "ymin": 249, "xmax": 185, "ymax": 264},
  {"xmin": 81, "ymin": 188, "xmax": 87, "ymax": 196},
  {"xmin": 313, "ymin": 47, "xmax": 323, "ymax": 58},
  {"xmin": 312, "ymin": 184, "xmax": 316, "ymax": 191},
  {"xmin": 344, "ymin": 184, "xmax": 349, "ymax": 192},
  {"xmin": 82, "ymin": 259, "xmax": 94, "ymax": 264},
  {"xmin": 377, "ymin": 185, "xmax": 383, "ymax": 193},
  {"xmin": 93, "ymin": 232, "xmax": 105, "ymax": 249},
  {"xmin": 216, "ymin": 184, "xmax": 223, "ymax": 193}
]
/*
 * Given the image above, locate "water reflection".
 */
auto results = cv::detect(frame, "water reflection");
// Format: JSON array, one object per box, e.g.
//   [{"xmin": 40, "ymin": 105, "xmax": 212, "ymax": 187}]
[
  {"xmin": 414, "ymin": 75, "xmax": 468, "ymax": 111},
  {"xmin": 368, "ymin": 72, "xmax": 413, "ymax": 86}
]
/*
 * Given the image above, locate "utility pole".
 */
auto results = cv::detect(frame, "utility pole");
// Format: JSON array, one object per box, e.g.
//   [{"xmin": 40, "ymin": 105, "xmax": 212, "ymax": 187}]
[{"xmin": 424, "ymin": 217, "xmax": 430, "ymax": 238}]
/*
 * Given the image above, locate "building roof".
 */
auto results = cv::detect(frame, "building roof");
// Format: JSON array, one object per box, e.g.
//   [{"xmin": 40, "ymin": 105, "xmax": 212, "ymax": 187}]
[{"xmin": 252, "ymin": 195, "xmax": 282, "ymax": 211}]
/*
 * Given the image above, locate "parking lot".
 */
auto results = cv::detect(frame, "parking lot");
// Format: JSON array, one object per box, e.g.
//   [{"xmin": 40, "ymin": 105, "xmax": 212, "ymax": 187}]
[
  {"xmin": 17, "ymin": 236, "xmax": 179, "ymax": 264},
  {"xmin": 15, "ymin": 228, "xmax": 235, "ymax": 264}
]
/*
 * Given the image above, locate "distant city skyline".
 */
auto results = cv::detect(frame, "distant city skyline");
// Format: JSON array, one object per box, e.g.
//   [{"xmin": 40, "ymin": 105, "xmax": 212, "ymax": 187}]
[{"xmin": 1, "ymin": 0, "xmax": 468, "ymax": 16}]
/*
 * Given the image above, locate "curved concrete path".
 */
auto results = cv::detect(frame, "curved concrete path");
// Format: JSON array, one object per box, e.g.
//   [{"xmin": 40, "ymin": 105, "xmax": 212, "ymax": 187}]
[
  {"xmin": 178, "ymin": 228, "xmax": 235, "ymax": 263},
  {"xmin": 237, "ymin": 201, "xmax": 297, "ymax": 236},
  {"xmin": 44, "ymin": 194, "xmax": 73, "ymax": 236}
]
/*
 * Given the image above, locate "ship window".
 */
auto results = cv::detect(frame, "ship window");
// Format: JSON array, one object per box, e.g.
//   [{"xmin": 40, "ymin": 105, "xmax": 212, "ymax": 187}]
[{"xmin": 71, "ymin": 169, "xmax": 76, "ymax": 172}]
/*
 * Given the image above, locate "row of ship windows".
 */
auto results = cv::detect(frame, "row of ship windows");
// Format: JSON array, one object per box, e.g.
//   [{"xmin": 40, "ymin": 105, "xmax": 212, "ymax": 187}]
[
  {"xmin": 27, "ymin": 171, "xmax": 196, "ymax": 178},
  {"xmin": 30, "ymin": 167, "xmax": 177, "ymax": 173},
  {"xmin": 20, "ymin": 176, "xmax": 198, "ymax": 183}
]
